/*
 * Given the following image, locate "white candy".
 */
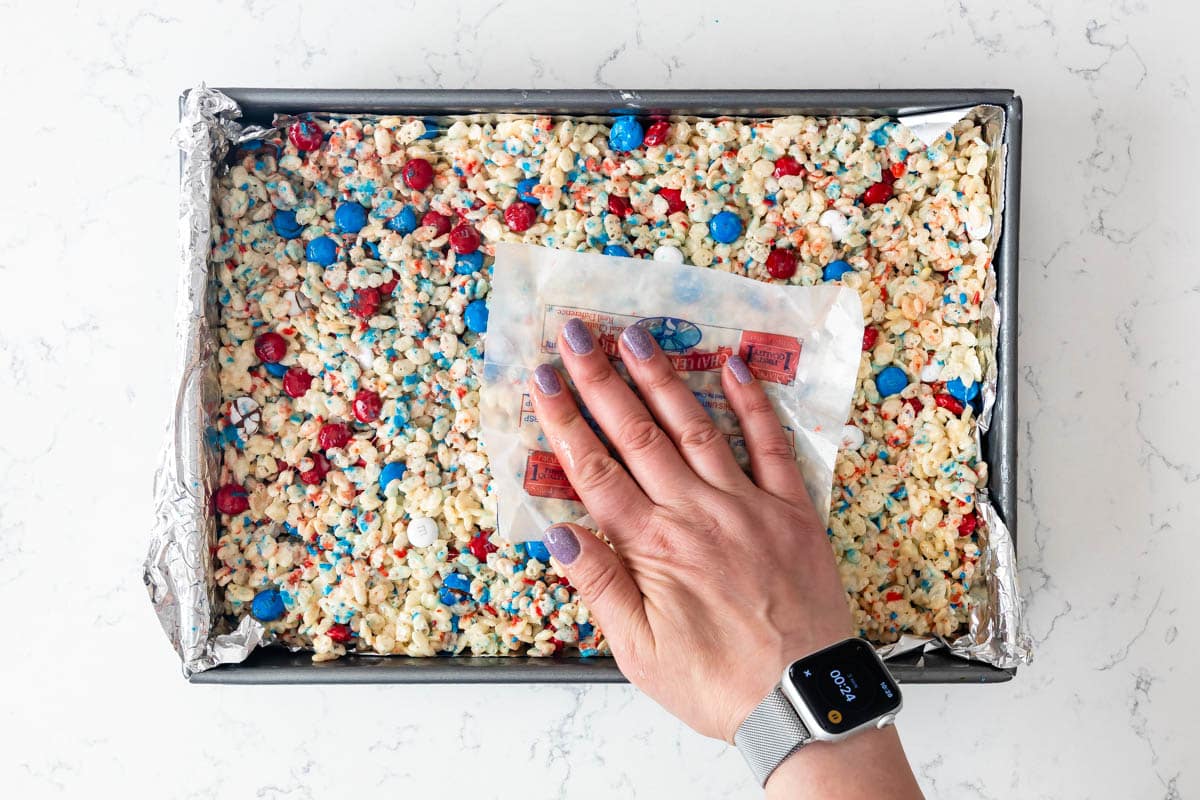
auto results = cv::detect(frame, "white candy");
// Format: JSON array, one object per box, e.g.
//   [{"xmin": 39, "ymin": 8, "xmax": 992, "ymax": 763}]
[
  {"xmin": 840, "ymin": 424, "xmax": 865, "ymax": 451},
  {"xmin": 230, "ymin": 396, "xmax": 261, "ymax": 436},
  {"xmin": 284, "ymin": 289, "xmax": 313, "ymax": 317},
  {"xmin": 353, "ymin": 342, "xmax": 375, "ymax": 369},
  {"xmin": 966, "ymin": 215, "xmax": 992, "ymax": 241},
  {"xmin": 920, "ymin": 362, "xmax": 942, "ymax": 382},
  {"xmin": 652, "ymin": 244, "xmax": 684, "ymax": 264},
  {"xmin": 819, "ymin": 209, "xmax": 850, "ymax": 242},
  {"xmin": 406, "ymin": 516, "xmax": 439, "ymax": 547}
]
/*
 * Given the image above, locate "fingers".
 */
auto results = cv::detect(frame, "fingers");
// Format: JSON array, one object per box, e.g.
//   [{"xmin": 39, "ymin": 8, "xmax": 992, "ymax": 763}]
[
  {"xmin": 617, "ymin": 324, "xmax": 749, "ymax": 493},
  {"xmin": 529, "ymin": 363, "xmax": 655, "ymax": 538},
  {"xmin": 721, "ymin": 356, "xmax": 813, "ymax": 508},
  {"xmin": 554, "ymin": 318, "xmax": 697, "ymax": 503},
  {"xmin": 541, "ymin": 523, "xmax": 651, "ymax": 659}
]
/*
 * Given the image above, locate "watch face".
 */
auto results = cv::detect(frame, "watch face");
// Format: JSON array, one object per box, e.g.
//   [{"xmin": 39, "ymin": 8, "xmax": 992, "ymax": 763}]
[{"xmin": 788, "ymin": 638, "xmax": 901, "ymax": 735}]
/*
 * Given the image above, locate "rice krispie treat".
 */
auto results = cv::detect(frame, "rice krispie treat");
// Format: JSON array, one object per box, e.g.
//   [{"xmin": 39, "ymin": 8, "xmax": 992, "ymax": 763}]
[{"xmin": 209, "ymin": 111, "xmax": 993, "ymax": 660}]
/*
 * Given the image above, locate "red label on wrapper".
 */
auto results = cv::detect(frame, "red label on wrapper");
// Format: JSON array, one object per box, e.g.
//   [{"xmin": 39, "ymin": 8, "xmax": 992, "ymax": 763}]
[
  {"xmin": 523, "ymin": 450, "xmax": 581, "ymax": 501},
  {"xmin": 738, "ymin": 331, "xmax": 802, "ymax": 385}
]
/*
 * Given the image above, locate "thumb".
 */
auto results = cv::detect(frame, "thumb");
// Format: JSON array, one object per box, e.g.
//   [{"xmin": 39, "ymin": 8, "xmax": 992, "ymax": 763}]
[{"xmin": 542, "ymin": 523, "xmax": 647, "ymax": 654}]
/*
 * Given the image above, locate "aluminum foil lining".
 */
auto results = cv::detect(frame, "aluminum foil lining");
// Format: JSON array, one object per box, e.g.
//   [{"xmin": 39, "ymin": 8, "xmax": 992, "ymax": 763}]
[
  {"xmin": 144, "ymin": 86, "xmax": 266, "ymax": 677},
  {"xmin": 145, "ymin": 87, "xmax": 1029, "ymax": 676}
]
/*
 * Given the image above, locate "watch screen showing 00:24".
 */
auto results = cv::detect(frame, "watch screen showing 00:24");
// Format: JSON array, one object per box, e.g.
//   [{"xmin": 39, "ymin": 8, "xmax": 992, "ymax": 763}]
[{"xmin": 788, "ymin": 638, "xmax": 901, "ymax": 734}]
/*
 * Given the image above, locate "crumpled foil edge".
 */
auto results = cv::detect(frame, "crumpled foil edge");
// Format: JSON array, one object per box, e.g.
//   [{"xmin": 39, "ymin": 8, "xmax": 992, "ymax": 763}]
[
  {"xmin": 145, "ymin": 88, "xmax": 1030, "ymax": 676},
  {"xmin": 877, "ymin": 104, "xmax": 1031, "ymax": 670},
  {"xmin": 948, "ymin": 105, "xmax": 1031, "ymax": 669},
  {"xmin": 145, "ymin": 86, "xmax": 265, "ymax": 677}
]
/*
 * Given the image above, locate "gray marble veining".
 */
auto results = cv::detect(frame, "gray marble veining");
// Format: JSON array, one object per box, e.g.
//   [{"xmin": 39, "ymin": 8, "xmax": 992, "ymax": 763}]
[{"xmin": 0, "ymin": 1, "xmax": 1195, "ymax": 797}]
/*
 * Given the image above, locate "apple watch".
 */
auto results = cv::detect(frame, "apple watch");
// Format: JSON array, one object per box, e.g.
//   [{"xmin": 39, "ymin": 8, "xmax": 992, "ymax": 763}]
[{"xmin": 733, "ymin": 638, "xmax": 903, "ymax": 786}]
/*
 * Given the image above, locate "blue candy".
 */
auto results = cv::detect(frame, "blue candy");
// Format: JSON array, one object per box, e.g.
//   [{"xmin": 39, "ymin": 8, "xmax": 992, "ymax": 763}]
[
  {"xmin": 823, "ymin": 260, "xmax": 854, "ymax": 281},
  {"xmin": 273, "ymin": 209, "xmax": 303, "ymax": 239},
  {"xmin": 263, "ymin": 362, "xmax": 288, "ymax": 377},
  {"xmin": 443, "ymin": 572, "xmax": 471, "ymax": 593},
  {"xmin": 335, "ymin": 202, "xmax": 368, "ymax": 234},
  {"xmin": 516, "ymin": 177, "xmax": 541, "ymax": 205},
  {"xmin": 365, "ymin": 241, "xmax": 380, "ymax": 259},
  {"xmin": 577, "ymin": 622, "xmax": 594, "ymax": 638},
  {"xmin": 455, "ymin": 251, "xmax": 484, "ymax": 275},
  {"xmin": 418, "ymin": 117, "xmax": 440, "ymax": 140},
  {"xmin": 438, "ymin": 587, "xmax": 460, "ymax": 607},
  {"xmin": 708, "ymin": 211, "xmax": 743, "ymax": 244},
  {"xmin": 875, "ymin": 366, "xmax": 909, "ymax": 397},
  {"xmin": 251, "ymin": 589, "xmax": 286, "ymax": 621},
  {"xmin": 525, "ymin": 540, "xmax": 551, "ymax": 563},
  {"xmin": 464, "ymin": 299, "xmax": 489, "ymax": 333},
  {"xmin": 602, "ymin": 245, "xmax": 630, "ymax": 258},
  {"xmin": 305, "ymin": 236, "xmax": 338, "ymax": 266},
  {"xmin": 380, "ymin": 462, "xmax": 407, "ymax": 490},
  {"xmin": 386, "ymin": 206, "xmax": 418, "ymax": 234},
  {"xmin": 946, "ymin": 377, "xmax": 979, "ymax": 403},
  {"xmin": 609, "ymin": 116, "xmax": 644, "ymax": 152}
]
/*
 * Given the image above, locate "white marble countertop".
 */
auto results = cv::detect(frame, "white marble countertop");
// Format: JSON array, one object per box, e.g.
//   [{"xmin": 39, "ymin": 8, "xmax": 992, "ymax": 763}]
[{"xmin": 1, "ymin": 1, "xmax": 1194, "ymax": 797}]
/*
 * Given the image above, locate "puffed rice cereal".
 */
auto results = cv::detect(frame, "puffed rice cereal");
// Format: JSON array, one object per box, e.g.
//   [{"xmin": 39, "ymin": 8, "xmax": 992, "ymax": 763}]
[{"xmin": 210, "ymin": 111, "xmax": 995, "ymax": 659}]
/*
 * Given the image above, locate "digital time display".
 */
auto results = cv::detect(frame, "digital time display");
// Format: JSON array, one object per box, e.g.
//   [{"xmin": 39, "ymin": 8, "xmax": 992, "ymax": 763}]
[{"xmin": 788, "ymin": 638, "xmax": 902, "ymax": 734}]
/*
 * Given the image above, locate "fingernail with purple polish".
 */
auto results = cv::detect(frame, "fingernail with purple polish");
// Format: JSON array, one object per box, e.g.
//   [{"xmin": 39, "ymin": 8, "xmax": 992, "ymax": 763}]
[
  {"xmin": 727, "ymin": 355, "xmax": 753, "ymax": 385},
  {"xmin": 621, "ymin": 324, "xmax": 656, "ymax": 361},
  {"xmin": 533, "ymin": 364, "xmax": 562, "ymax": 396},
  {"xmin": 544, "ymin": 525, "xmax": 581, "ymax": 565},
  {"xmin": 562, "ymin": 318, "xmax": 594, "ymax": 355}
]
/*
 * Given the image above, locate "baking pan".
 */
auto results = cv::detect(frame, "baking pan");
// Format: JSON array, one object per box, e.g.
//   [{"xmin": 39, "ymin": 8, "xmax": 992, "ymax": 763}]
[{"xmin": 187, "ymin": 89, "xmax": 1021, "ymax": 685}]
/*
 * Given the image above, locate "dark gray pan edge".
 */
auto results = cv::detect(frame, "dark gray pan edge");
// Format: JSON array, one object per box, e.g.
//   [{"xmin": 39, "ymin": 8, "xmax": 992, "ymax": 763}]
[
  {"xmin": 203, "ymin": 88, "xmax": 1016, "ymax": 122},
  {"xmin": 183, "ymin": 88, "xmax": 1019, "ymax": 685},
  {"xmin": 189, "ymin": 647, "xmax": 1009, "ymax": 685}
]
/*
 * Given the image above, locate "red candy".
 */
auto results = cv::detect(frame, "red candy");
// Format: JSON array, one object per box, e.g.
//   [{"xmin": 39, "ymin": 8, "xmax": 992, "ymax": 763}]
[
  {"xmin": 504, "ymin": 201, "xmax": 537, "ymax": 232},
  {"xmin": 299, "ymin": 452, "xmax": 330, "ymax": 485},
  {"xmin": 254, "ymin": 332, "xmax": 287, "ymax": 363},
  {"xmin": 379, "ymin": 272, "xmax": 399, "ymax": 295},
  {"xmin": 885, "ymin": 591, "xmax": 905, "ymax": 603},
  {"xmin": 904, "ymin": 397, "xmax": 924, "ymax": 417},
  {"xmin": 402, "ymin": 158, "xmax": 434, "ymax": 191},
  {"xmin": 862, "ymin": 181, "xmax": 893, "ymax": 206},
  {"xmin": 327, "ymin": 623, "xmax": 352, "ymax": 644},
  {"xmin": 643, "ymin": 120, "xmax": 671, "ymax": 147},
  {"xmin": 658, "ymin": 188, "xmax": 686, "ymax": 216},
  {"xmin": 317, "ymin": 422, "xmax": 352, "ymax": 451},
  {"xmin": 353, "ymin": 390, "xmax": 383, "ymax": 423},
  {"xmin": 449, "ymin": 223, "xmax": 480, "ymax": 254},
  {"xmin": 765, "ymin": 248, "xmax": 797, "ymax": 280},
  {"xmin": 287, "ymin": 120, "xmax": 323, "ymax": 152},
  {"xmin": 215, "ymin": 484, "xmax": 249, "ymax": 515},
  {"xmin": 773, "ymin": 155, "xmax": 804, "ymax": 178},
  {"xmin": 468, "ymin": 531, "xmax": 498, "ymax": 562},
  {"xmin": 958, "ymin": 513, "xmax": 978, "ymax": 537},
  {"xmin": 607, "ymin": 194, "xmax": 632, "ymax": 217},
  {"xmin": 283, "ymin": 367, "xmax": 313, "ymax": 398},
  {"xmin": 890, "ymin": 162, "xmax": 907, "ymax": 180},
  {"xmin": 862, "ymin": 327, "xmax": 879, "ymax": 351},
  {"xmin": 935, "ymin": 393, "xmax": 965, "ymax": 415},
  {"xmin": 421, "ymin": 211, "xmax": 452, "ymax": 237},
  {"xmin": 350, "ymin": 287, "xmax": 380, "ymax": 320}
]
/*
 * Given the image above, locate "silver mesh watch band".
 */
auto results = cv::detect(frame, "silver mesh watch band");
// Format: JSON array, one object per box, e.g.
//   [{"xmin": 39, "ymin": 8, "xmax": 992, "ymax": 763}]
[{"xmin": 733, "ymin": 685, "xmax": 812, "ymax": 786}]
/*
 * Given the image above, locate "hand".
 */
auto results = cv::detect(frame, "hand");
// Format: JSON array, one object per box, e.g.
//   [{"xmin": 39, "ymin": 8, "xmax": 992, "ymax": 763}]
[
  {"xmin": 529, "ymin": 317, "xmax": 854, "ymax": 742},
  {"xmin": 530, "ymin": 319, "xmax": 924, "ymax": 798}
]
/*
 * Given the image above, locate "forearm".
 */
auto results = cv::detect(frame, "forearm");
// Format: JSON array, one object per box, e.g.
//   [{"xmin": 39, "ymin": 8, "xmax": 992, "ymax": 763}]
[{"xmin": 765, "ymin": 726, "xmax": 923, "ymax": 800}]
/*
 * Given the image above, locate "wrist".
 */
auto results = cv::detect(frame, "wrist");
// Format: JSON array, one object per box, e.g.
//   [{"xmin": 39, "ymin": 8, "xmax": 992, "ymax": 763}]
[
  {"xmin": 733, "ymin": 637, "xmax": 904, "ymax": 788},
  {"xmin": 723, "ymin": 628, "xmax": 851, "ymax": 743},
  {"xmin": 765, "ymin": 726, "xmax": 923, "ymax": 800}
]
